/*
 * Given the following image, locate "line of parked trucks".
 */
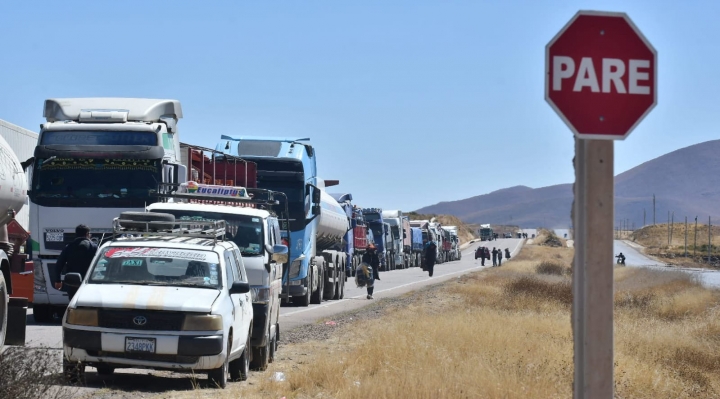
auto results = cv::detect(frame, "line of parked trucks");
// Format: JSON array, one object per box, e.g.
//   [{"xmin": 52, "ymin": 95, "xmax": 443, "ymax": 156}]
[{"xmin": 0, "ymin": 98, "xmax": 463, "ymax": 386}]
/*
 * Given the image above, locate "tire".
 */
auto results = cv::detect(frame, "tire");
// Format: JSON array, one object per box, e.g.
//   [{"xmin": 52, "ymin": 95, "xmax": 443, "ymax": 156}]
[
  {"xmin": 268, "ymin": 336, "xmax": 276, "ymax": 363},
  {"xmin": 63, "ymin": 358, "xmax": 86, "ymax": 384},
  {"xmin": 0, "ymin": 272, "xmax": 7, "ymax": 347},
  {"xmin": 293, "ymin": 270, "xmax": 311, "ymax": 307},
  {"xmin": 249, "ymin": 333, "xmax": 270, "ymax": 371},
  {"xmin": 311, "ymin": 268, "xmax": 323, "ymax": 304},
  {"xmin": 323, "ymin": 264, "xmax": 336, "ymax": 301},
  {"xmin": 118, "ymin": 211, "xmax": 175, "ymax": 231},
  {"xmin": 335, "ymin": 265, "xmax": 345, "ymax": 300},
  {"xmin": 230, "ymin": 334, "xmax": 250, "ymax": 382},
  {"xmin": 33, "ymin": 304, "xmax": 53, "ymax": 324},
  {"xmin": 96, "ymin": 365, "xmax": 115, "ymax": 376},
  {"xmin": 208, "ymin": 340, "xmax": 230, "ymax": 388}
]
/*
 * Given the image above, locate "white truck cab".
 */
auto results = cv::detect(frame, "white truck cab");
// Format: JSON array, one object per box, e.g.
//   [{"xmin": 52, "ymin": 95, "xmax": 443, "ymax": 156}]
[{"xmin": 62, "ymin": 213, "xmax": 253, "ymax": 388}]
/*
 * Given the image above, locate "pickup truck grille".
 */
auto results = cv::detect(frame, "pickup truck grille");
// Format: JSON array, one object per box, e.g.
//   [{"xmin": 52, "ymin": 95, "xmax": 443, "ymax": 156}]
[{"xmin": 97, "ymin": 309, "xmax": 185, "ymax": 331}]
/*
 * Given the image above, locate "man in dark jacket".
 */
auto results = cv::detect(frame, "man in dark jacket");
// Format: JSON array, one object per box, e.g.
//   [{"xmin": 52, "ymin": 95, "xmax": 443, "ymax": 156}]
[
  {"xmin": 424, "ymin": 240, "xmax": 437, "ymax": 277},
  {"xmin": 497, "ymin": 247, "xmax": 503, "ymax": 266},
  {"xmin": 492, "ymin": 247, "xmax": 498, "ymax": 266},
  {"xmin": 54, "ymin": 224, "xmax": 98, "ymax": 300},
  {"xmin": 361, "ymin": 243, "xmax": 381, "ymax": 299}
]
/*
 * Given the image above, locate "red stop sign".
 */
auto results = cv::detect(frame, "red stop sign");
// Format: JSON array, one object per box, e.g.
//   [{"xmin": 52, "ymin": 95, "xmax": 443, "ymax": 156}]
[{"xmin": 545, "ymin": 11, "xmax": 657, "ymax": 140}]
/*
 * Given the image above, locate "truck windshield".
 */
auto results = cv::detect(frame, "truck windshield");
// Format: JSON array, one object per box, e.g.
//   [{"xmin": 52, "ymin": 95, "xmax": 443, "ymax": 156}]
[
  {"xmin": 31, "ymin": 157, "xmax": 161, "ymax": 207},
  {"xmin": 369, "ymin": 224, "xmax": 384, "ymax": 238},
  {"xmin": 156, "ymin": 210, "xmax": 265, "ymax": 257},
  {"xmin": 88, "ymin": 246, "xmax": 222, "ymax": 289},
  {"xmin": 256, "ymin": 182, "xmax": 307, "ymax": 232},
  {"xmin": 391, "ymin": 226, "xmax": 400, "ymax": 240},
  {"xmin": 364, "ymin": 213, "xmax": 381, "ymax": 222},
  {"xmin": 41, "ymin": 130, "xmax": 158, "ymax": 146}
]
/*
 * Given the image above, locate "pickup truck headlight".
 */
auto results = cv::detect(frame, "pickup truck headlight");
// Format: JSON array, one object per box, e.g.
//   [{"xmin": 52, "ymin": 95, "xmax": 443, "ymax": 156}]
[
  {"xmin": 182, "ymin": 314, "xmax": 223, "ymax": 331},
  {"xmin": 66, "ymin": 308, "xmax": 98, "ymax": 327},
  {"xmin": 251, "ymin": 287, "xmax": 271, "ymax": 304},
  {"xmin": 289, "ymin": 259, "xmax": 302, "ymax": 278}
]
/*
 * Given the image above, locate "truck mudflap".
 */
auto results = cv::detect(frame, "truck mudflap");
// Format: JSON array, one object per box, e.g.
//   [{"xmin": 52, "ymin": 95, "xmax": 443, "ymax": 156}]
[
  {"xmin": 251, "ymin": 303, "xmax": 269, "ymax": 346},
  {"xmin": 5, "ymin": 297, "xmax": 28, "ymax": 346}
]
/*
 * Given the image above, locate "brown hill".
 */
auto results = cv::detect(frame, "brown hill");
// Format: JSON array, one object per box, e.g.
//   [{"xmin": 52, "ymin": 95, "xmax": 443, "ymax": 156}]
[{"xmin": 416, "ymin": 139, "xmax": 720, "ymax": 229}]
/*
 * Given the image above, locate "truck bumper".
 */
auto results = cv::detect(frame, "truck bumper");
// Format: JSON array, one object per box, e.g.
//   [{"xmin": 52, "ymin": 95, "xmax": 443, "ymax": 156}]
[{"xmin": 282, "ymin": 278, "xmax": 308, "ymax": 297}]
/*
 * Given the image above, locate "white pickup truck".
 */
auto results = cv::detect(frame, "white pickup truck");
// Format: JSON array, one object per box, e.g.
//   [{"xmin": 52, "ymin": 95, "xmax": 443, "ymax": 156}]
[{"xmin": 62, "ymin": 212, "xmax": 254, "ymax": 388}]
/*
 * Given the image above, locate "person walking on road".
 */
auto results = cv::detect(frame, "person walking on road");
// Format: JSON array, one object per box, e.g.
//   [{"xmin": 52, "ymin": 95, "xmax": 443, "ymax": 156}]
[
  {"xmin": 424, "ymin": 240, "xmax": 438, "ymax": 277},
  {"xmin": 492, "ymin": 247, "xmax": 498, "ymax": 266},
  {"xmin": 505, "ymin": 248, "xmax": 511, "ymax": 260},
  {"xmin": 361, "ymin": 243, "xmax": 381, "ymax": 299},
  {"xmin": 55, "ymin": 224, "xmax": 97, "ymax": 301},
  {"xmin": 480, "ymin": 246, "xmax": 486, "ymax": 266},
  {"xmin": 497, "ymin": 248, "xmax": 503, "ymax": 266}
]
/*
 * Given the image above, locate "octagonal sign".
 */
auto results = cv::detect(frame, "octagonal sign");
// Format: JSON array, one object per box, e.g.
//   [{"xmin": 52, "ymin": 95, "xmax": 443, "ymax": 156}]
[{"xmin": 545, "ymin": 11, "xmax": 657, "ymax": 140}]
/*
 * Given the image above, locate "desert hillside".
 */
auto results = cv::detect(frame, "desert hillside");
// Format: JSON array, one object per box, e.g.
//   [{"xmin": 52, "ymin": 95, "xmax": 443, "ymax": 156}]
[{"xmin": 416, "ymin": 139, "xmax": 720, "ymax": 229}]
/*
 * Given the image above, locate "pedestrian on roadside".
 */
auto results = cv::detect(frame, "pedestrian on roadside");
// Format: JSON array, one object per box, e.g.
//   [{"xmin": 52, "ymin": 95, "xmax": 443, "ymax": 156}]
[
  {"xmin": 424, "ymin": 240, "xmax": 437, "ymax": 277},
  {"xmin": 55, "ymin": 224, "xmax": 97, "ymax": 301},
  {"xmin": 361, "ymin": 243, "xmax": 381, "ymax": 299},
  {"xmin": 480, "ymin": 246, "xmax": 486, "ymax": 266},
  {"xmin": 505, "ymin": 248, "xmax": 511, "ymax": 259},
  {"xmin": 492, "ymin": 247, "xmax": 498, "ymax": 266},
  {"xmin": 498, "ymin": 247, "xmax": 503, "ymax": 266}
]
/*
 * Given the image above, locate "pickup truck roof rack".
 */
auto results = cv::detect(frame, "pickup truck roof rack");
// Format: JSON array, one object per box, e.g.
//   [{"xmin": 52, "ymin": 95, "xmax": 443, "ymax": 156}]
[
  {"xmin": 155, "ymin": 183, "xmax": 282, "ymax": 210},
  {"xmin": 111, "ymin": 217, "xmax": 227, "ymax": 244}
]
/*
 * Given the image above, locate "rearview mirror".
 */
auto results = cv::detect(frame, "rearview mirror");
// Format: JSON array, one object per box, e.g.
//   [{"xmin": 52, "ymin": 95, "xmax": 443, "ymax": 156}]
[
  {"xmin": 271, "ymin": 244, "xmax": 289, "ymax": 263},
  {"xmin": 312, "ymin": 205, "xmax": 321, "ymax": 216},
  {"xmin": 64, "ymin": 273, "xmax": 83, "ymax": 288},
  {"xmin": 230, "ymin": 281, "xmax": 250, "ymax": 294}
]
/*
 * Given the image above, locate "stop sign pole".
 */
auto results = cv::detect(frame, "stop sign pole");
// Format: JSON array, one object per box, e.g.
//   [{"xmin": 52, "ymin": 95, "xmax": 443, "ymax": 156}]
[{"xmin": 545, "ymin": 10, "xmax": 657, "ymax": 399}]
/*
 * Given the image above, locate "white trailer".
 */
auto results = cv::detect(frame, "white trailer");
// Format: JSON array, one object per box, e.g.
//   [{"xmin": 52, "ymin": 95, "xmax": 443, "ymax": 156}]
[
  {"xmin": 0, "ymin": 119, "xmax": 38, "ymax": 232},
  {"xmin": 381, "ymin": 210, "xmax": 406, "ymax": 270}
]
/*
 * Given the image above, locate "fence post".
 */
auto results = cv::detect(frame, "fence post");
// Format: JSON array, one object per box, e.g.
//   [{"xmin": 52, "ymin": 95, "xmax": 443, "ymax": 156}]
[
  {"xmin": 710, "ymin": 216, "xmax": 712, "ymax": 264},
  {"xmin": 694, "ymin": 217, "xmax": 698, "ymax": 258},
  {"xmin": 685, "ymin": 216, "xmax": 688, "ymax": 257}
]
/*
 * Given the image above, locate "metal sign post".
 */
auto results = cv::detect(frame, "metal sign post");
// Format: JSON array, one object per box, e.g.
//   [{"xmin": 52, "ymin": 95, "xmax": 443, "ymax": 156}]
[{"xmin": 546, "ymin": 10, "xmax": 657, "ymax": 399}]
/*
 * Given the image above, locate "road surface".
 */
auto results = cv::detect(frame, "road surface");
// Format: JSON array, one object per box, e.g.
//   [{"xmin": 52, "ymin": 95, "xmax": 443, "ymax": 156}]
[
  {"xmin": 614, "ymin": 240, "xmax": 720, "ymax": 288},
  {"xmin": 23, "ymin": 238, "xmax": 525, "ymax": 349}
]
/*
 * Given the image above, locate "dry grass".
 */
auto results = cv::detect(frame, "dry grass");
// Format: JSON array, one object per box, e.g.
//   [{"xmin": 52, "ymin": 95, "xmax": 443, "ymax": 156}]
[
  {"xmin": 175, "ymin": 241, "xmax": 720, "ymax": 399},
  {"xmin": 631, "ymin": 224, "xmax": 720, "ymax": 268}
]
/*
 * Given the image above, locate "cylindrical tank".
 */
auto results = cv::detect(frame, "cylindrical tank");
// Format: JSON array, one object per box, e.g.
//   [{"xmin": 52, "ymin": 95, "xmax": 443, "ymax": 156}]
[
  {"xmin": 316, "ymin": 190, "xmax": 350, "ymax": 252},
  {"xmin": 0, "ymin": 134, "xmax": 27, "ymax": 227}
]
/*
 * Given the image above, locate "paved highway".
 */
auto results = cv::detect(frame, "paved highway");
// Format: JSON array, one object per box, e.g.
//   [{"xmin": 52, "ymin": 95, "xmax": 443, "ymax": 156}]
[
  {"xmin": 615, "ymin": 240, "xmax": 720, "ymax": 288},
  {"xmin": 23, "ymin": 238, "xmax": 525, "ymax": 350}
]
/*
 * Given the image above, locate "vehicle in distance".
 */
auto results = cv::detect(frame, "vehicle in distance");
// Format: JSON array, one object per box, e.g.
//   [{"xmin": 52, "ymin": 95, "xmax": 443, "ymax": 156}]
[
  {"xmin": 503, "ymin": 233, "xmax": 512, "ymax": 239},
  {"xmin": 62, "ymin": 212, "xmax": 254, "ymax": 388}
]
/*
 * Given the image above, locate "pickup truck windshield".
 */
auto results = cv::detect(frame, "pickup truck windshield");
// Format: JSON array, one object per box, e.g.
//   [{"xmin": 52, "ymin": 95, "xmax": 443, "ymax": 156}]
[
  {"xmin": 156, "ymin": 210, "xmax": 265, "ymax": 256},
  {"xmin": 88, "ymin": 247, "xmax": 222, "ymax": 288}
]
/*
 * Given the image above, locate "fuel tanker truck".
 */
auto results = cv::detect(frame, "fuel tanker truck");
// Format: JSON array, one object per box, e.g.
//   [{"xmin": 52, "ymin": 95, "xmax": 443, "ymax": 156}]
[
  {"xmin": 216, "ymin": 136, "xmax": 349, "ymax": 306},
  {"xmin": 0, "ymin": 134, "xmax": 30, "ymax": 347}
]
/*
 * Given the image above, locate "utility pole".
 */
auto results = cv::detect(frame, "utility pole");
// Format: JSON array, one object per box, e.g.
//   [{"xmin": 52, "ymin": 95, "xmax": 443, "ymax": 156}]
[
  {"xmin": 710, "ymin": 216, "xmax": 713, "ymax": 264},
  {"xmin": 653, "ymin": 194, "xmax": 656, "ymax": 225},
  {"xmin": 644, "ymin": 208, "xmax": 646, "ymax": 227},
  {"xmin": 670, "ymin": 212, "xmax": 674, "ymax": 245},
  {"xmin": 668, "ymin": 211, "xmax": 671, "ymax": 246},
  {"xmin": 694, "ymin": 216, "xmax": 698, "ymax": 258},
  {"xmin": 684, "ymin": 216, "xmax": 688, "ymax": 257}
]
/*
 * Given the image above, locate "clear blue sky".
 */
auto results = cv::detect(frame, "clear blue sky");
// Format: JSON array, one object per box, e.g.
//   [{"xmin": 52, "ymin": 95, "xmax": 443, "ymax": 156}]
[{"xmin": 1, "ymin": 1, "xmax": 717, "ymax": 211}]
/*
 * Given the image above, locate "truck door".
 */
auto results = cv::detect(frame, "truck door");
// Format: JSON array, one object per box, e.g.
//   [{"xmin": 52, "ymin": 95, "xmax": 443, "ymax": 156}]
[{"xmin": 225, "ymin": 251, "xmax": 245, "ymax": 356}]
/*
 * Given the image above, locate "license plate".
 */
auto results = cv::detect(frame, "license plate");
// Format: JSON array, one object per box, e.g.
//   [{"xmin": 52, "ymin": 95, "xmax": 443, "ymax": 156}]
[
  {"xmin": 46, "ymin": 232, "xmax": 64, "ymax": 242},
  {"xmin": 125, "ymin": 337, "xmax": 156, "ymax": 353}
]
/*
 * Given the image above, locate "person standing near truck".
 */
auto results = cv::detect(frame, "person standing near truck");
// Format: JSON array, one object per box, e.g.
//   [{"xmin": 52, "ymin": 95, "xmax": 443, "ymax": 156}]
[
  {"xmin": 424, "ymin": 240, "xmax": 437, "ymax": 277},
  {"xmin": 497, "ymin": 247, "xmax": 503, "ymax": 266},
  {"xmin": 492, "ymin": 247, "xmax": 498, "ymax": 266},
  {"xmin": 361, "ymin": 243, "xmax": 381, "ymax": 299},
  {"xmin": 54, "ymin": 224, "xmax": 97, "ymax": 301}
]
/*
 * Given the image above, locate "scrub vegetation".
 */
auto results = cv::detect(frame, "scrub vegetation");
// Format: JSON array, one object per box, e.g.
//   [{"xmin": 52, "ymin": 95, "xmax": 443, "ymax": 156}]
[
  {"xmin": 140, "ymin": 241, "xmax": 720, "ymax": 399},
  {"xmin": 631, "ymin": 223, "xmax": 720, "ymax": 268},
  {"xmin": 0, "ymin": 346, "xmax": 77, "ymax": 399}
]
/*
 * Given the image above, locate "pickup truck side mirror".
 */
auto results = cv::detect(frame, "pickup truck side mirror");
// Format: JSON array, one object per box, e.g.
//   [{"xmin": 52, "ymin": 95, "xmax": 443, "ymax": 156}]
[
  {"xmin": 230, "ymin": 281, "xmax": 250, "ymax": 294},
  {"xmin": 64, "ymin": 273, "xmax": 83, "ymax": 288}
]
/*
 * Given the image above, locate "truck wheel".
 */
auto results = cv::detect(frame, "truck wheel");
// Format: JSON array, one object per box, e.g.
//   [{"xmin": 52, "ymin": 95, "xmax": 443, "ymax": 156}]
[
  {"xmin": 293, "ymin": 270, "xmax": 312, "ymax": 307},
  {"xmin": 249, "ymin": 333, "xmax": 270, "ymax": 371},
  {"xmin": 334, "ymin": 267, "xmax": 344, "ymax": 300},
  {"xmin": 32, "ymin": 304, "xmax": 52, "ymax": 324},
  {"xmin": 311, "ymin": 269, "xmax": 323, "ymax": 304},
  {"xmin": 230, "ymin": 334, "xmax": 250, "ymax": 382},
  {"xmin": 0, "ymin": 272, "xmax": 7, "ymax": 346},
  {"xmin": 208, "ymin": 340, "xmax": 230, "ymax": 388},
  {"xmin": 269, "ymin": 335, "xmax": 276, "ymax": 363},
  {"xmin": 322, "ymin": 264, "xmax": 336, "ymax": 301}
]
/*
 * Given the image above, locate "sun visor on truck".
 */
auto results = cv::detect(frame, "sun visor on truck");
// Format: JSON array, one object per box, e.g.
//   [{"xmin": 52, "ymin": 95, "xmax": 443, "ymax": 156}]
[{"xmin": 34, "ymin": 145, "xmax": 164, "ymax": 160}]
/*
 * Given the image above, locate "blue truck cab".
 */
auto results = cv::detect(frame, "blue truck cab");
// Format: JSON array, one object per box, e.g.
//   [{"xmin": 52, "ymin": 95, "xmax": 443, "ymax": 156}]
[
  {"xmin": 361, "ymin": 208, "xmax": 389, "ymax": 271},
  {"xmin": 216, "ymin": 136, "xmax": 349, "ymax": 306}
]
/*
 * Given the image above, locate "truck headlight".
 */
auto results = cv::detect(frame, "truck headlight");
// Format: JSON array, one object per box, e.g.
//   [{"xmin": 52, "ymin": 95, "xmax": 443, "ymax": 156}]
[
  {"xmin": 66, "ymin": 308, "xmax": 98, "ymax": 327},
  {"xmin": 251, "ymin": 287, "xmax": 271, "ymax": 304},
  {"xmin": 182, "ymin": 314, "xmax": 223, "ymax": 331},
  {"xmin": 289, "ymin": 259, "xmax": 302, "ymax": 278}
]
